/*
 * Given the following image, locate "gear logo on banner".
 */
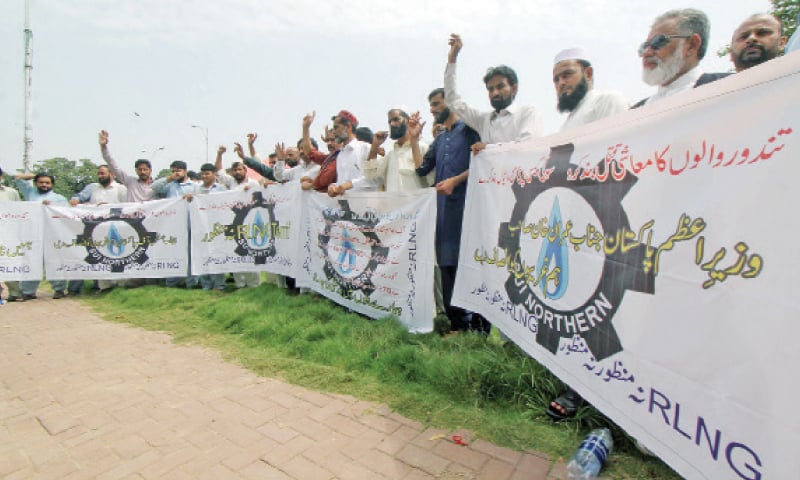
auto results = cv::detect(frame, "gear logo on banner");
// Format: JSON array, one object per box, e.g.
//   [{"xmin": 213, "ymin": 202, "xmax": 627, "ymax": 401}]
[
  {"xmin": 224, "ymin": 191, "xmax": 279, "ymax": 264},
  {"xmin": 76, "ymin": 207, "xmax": 157, "ymax": 272},
  {"xmin": 498, "ymin": 144, "xmax": 655, "ymax": 361},
  {"xmin": 318, "ymin": 200, "xmax": 387, "ymax": 297}
]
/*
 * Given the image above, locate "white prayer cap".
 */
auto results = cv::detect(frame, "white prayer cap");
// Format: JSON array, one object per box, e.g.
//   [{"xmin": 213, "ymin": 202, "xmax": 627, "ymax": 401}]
[{"xmin": 554, "ymin": 47, "xmax": 590, "ymax": 65}]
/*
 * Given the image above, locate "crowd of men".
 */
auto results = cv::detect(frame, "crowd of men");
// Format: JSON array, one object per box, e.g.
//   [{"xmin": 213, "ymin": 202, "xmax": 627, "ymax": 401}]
[{"xmin": 1, "ymin": 8, "xmax": 794, "ymax": 418}]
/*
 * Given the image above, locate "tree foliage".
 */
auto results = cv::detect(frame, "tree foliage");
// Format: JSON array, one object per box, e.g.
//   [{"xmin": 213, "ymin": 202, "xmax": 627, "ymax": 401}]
[
  {"xmin": 772, "ymin": 0, "xmax": 799, "ymax": 39},
  {"xmin": 31, "ymin": 157, "xmax": 99, "ymax": 198}
]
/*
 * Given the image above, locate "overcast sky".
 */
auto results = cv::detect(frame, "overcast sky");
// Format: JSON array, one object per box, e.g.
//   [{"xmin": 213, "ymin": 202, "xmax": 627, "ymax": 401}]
[{"xmin": 0, "ymin": 0, "xmax": 771, "ymax": 175}]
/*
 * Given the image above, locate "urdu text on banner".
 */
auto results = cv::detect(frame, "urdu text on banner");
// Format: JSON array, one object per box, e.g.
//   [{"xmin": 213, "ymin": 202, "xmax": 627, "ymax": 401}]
[
  {"xmin": 452, "ymin": 53, "xmax": 800, "ymax": 480},
  {"xmin": 0, "ymin": 202, "xmax": 43, "ymax": 281},
  {"xmin": 43, "ymin": 198, "xmax": 189, "ymax": 279},
  {"xmin": 189, "ymin": 185, "xmax": 301, "ymax": 277},
  {"xmin": 297, "ymin": 189, "xmax": 436, "ymax": 333}
]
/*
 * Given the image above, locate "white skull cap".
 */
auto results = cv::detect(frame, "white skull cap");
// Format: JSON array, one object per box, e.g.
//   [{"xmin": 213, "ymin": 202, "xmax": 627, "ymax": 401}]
[{"xmin": 554, "ymin": 47, "xmax": 590, "ymax": 65}]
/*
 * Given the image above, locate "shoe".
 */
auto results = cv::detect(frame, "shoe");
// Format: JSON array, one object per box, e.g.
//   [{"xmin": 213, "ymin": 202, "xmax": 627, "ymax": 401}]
[
  {"xmin": 546, "ymin": 388, "xmax": 585, "ymax": 421},
  {"xmin": 7, "ymin": 295, "xmax": 24, "ymax": 302},
  {"xmin": 22, "ymin": 294, "xmax": 37, "ymax": 301},
  {"xmin": 53, "ymin": 291, "xmax": 66, "ymax": 299},
  {"xmin": 93, "ymin": 288, "xmax": 112, "ymax": 296}
]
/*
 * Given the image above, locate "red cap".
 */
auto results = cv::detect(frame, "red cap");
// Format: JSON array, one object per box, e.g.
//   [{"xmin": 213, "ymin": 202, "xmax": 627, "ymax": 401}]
[{"xmin": 332, "ymin": 110, "xmax": 358, "ymax": 128}]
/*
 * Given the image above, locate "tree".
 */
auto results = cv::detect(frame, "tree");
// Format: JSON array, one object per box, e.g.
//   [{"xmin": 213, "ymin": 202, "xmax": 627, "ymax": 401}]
[
  {"xmin": 156, "ymin": 168, "xmax": 172, "ymax": 179},
  {"xmin": 30, "ymin": 157, "xmax": 99, "ymax": 198},
  {"xmin": 772, "ymin": 0, "xmax": 799, "ymax": 39}
]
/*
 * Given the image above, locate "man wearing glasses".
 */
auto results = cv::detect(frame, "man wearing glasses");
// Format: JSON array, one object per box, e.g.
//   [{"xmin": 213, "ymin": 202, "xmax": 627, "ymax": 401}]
[{"xmin": 635, "ymin": 9, "xmax": 729, "ymax": 108}]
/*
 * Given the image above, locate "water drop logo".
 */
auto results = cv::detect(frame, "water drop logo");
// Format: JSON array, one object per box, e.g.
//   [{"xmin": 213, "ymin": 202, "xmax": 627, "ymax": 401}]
[
  {"xmin": 225, "ymin": 191, "xmax": 278, "ymax": 263},
  {"xmin": 77, "ymin": 207, "xmax": 156, "ymax": 273},
  {"xmin": 536, "ymin": 197, "xmax": 568, "ymax": 299},
  {"xmin": 106, "ymin": 223, "xmax": 125, "ymax": 256},
  {"xmin": 251, "ymin": 210, "xmax": 268, "ymax": 248},
  {"xmin": 337, "ymin": 228, "xmax": 357, "ymax": 274}
]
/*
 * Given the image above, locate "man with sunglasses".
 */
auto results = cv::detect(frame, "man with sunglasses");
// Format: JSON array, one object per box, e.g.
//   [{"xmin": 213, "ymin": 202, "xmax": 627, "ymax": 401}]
[{"xmin": 634, "ymin": 9, "xmax": 729, "ymax": 108}]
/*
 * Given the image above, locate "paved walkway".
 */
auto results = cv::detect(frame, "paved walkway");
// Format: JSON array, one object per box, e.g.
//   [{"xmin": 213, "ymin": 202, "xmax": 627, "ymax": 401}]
[{"xmin": 0, "ymin": 296, "xmax": 568, "ymax": 480}]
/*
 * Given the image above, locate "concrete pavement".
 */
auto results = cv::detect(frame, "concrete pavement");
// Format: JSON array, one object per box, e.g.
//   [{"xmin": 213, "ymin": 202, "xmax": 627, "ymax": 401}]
[{"xmin": 0, "ymin": 296, "xmax": 569, "ymax": 479}]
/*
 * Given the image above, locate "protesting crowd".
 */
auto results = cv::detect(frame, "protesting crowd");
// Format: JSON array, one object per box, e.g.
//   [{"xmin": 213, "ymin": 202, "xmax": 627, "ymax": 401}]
[{"xmin": 1, "ymin": 8, "xmax": 794, "ymax": 424}]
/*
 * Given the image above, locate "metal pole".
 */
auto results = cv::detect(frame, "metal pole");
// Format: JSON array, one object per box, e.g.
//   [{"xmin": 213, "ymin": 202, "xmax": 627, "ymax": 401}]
[
  {"xmin": 191, "ymin": 125, "xmax": 208, "ymax": 163},
  {"xmin": 23, "ymin": 0, "xmax": 33, "ymax": 171}
]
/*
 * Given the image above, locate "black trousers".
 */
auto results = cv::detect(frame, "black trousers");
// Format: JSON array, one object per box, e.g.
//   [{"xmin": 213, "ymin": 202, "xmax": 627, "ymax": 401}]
[{"xmin": 440, "ymin": 265, "xmax": 491, "ymax": 334}]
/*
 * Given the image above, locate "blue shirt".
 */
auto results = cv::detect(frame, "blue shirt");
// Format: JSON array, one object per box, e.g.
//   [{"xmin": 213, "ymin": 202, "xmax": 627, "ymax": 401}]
[
  {"xmin": 416, "ymin": 121, "xmax": 480, "ymax": 266},
  {"xmin": 15, "ymin": 179, "xmax": 68, "ymax": 204},
  {"xmin": 151, "ymin": 177, "xmax": 199, "ymax": 198}
]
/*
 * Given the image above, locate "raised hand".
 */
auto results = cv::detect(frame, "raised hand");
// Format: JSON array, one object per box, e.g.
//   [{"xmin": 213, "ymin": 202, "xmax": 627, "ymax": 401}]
[
  {"xmin": 99, "ymin": 130, "xmax": 109, "ymax": 146},
  {"xmin": 217, "ymin": 145, "xmax": 227, "ymax": 155},
  {"xmin": 321, "ymin": 124, "xmax": 332, "ymax": 143},
  {"xmin": 233, "ymin": 142, "xmax": 245, "ymax": 159},
  {"xmin": 407, "ymin": 112, "xmax": 425, "ymax": 140},
  {"xmin": 274, "ymin": 142, "xmax": 286, "ymax": 161},
  {"xmin": 448, "ymin": 33, "xmax": 463, "ymax": 63},
  {"xmin": 303, "ymin": 111, "xmax": 316, "ymax": 129},
  {"xmin": 372, "ymin": 131, "xmax": 389, "ymax": 148},
  {"xmin": 247, "ymin": 133, "xmax": 257, "ymax": 146}
]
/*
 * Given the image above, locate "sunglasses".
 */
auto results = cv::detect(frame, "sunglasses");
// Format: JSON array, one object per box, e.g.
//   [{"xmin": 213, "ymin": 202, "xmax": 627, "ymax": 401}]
[{"xmin": 638, "ymin": 34, "xmax": 691, "ymax": 56}]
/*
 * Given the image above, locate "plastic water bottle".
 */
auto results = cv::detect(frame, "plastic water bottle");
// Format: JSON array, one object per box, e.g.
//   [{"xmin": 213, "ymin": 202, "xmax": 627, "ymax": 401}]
[
  {"xmin": 566, "ymin": 428, "xmax": 613, "ymax": 480},
  {"xmin": 786, "ymin": 15, "xmax": 800, "ymax": 54}
]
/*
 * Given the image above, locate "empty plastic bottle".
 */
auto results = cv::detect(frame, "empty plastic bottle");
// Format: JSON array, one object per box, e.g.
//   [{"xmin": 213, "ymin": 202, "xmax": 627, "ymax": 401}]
[{"xmin": 566, "ymin": 428, "xmax": 613, "ymax": 480}]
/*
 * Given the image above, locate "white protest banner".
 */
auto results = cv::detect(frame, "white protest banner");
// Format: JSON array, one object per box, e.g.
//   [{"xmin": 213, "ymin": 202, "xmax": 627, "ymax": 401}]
[
  {"xmin": 43, "ymin": 198, "xmax": 189, "ymax": 279},
  {"xmin": 453, "ymin": 54, "xmax": 800, "ymax": 480},
  {"xmin": 0, "ymin": 202, "xmax": 43, "ymax": 281},
  {"xmin": 189, "ymin": 185, "xmax": 301, "ymax": 276},
  {"xmin": 297, "ymin": 189, "xmax": 436, "ymax": 333}
]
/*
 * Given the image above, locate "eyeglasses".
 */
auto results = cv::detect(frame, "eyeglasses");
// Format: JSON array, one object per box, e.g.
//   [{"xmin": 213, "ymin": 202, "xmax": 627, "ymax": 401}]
[{"xmin": 638, "ymin": 34, "xmax": 691, "ymax": 56}]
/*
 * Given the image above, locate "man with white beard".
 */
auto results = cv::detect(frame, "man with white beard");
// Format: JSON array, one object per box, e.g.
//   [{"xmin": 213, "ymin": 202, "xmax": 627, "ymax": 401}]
[{"xmin": 633, "ymin": 9, "xmax": 730, "ymax": 108}]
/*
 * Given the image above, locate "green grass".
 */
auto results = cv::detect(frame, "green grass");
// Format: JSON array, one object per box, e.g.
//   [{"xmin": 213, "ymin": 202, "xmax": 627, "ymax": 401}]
[{"xmin": 81, "ymin": 281, "xmax": 680, "ymax": 479}]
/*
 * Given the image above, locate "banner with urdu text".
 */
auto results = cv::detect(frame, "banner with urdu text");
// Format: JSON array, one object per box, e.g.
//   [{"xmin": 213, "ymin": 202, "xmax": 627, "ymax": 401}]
[
  {"xmin": 0, "ymin": 202, "xmax": 43, "ymax": 281},
  {"xmin": 189, "ymin": 185, "xmax": 301, "ymax": 277},
  {"xmin": 43, "ymin": 198, "xmax": 189, "ymax": 279},
  {"xmin": 453, "ymin": 54, "xmax": 800, "ymax": 480},
  {"xmin": 297, "ymin": 189, "xmax": 436, "ymax": 333}
]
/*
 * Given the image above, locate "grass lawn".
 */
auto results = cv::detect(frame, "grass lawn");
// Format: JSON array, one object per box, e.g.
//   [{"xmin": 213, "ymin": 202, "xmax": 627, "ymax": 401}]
[{"xmin": 81, "ymin": 280, "xmax": 680, "ymax": 479}]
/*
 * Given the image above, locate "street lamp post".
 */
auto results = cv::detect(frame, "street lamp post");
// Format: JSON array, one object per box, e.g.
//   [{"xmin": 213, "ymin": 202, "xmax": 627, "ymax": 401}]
[
  {"xmin": 140, "ymin": 146, "xmax": 165, "ymax": 161},
  {"xmin": 191, "ymin": 125, "xmax": 208, "ymax": 163}
]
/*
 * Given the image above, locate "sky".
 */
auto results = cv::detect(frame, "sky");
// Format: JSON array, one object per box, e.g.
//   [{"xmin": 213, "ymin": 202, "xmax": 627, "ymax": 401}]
[{"xmin": 0, "ymin": 0, "xmax": 772, "ymax": 175}]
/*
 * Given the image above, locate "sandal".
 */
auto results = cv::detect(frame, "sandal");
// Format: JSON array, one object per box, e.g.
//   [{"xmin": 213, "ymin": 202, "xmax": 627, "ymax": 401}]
[{"xmin": 546, "ymin": 388, "xmax": 585, "ymax": 421}]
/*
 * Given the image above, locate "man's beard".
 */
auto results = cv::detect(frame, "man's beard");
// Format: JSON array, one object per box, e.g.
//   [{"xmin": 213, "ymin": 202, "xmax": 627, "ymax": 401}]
[
  {"xmin": 98, "ymin": 177, "xmax": 112, "ymax": 186},
  {"xmin": 735, "ymin": 44, "xmax": 780, "ymax": 70},
  {"xmin": 490, "ymin": 94, "xmax": 513, "ymax": 111},
  {"xmin": 175, "ymin": 175, "xmax": 186, "ymax": 183},
  {"xmin": 435, "ymin": 107, "xmax": 451, "ymax": 125},
  {"xmin": 390, "ymin": 123, "xmax": 407, "ymax": 140},
  {"xmin": 233, "ymin": 173, "xmax": 246, "ymax": 182},
  {"xmin": 642, "ymin": 45, "xmax": 685, "ymax": 86},
  {"xmin": 334, "ymin": 132, "xmax": 348, "ymax": 143},
  {"xmin": 286, "ymin": 159, "xmax": 299, "ymax": 167},
  {"xmin": 557, "ymin": 76, "xmax": 589, "ymax": 113},
  {"xmin": 37, "ymin": 186, "xmax": 52, "ymax": 194}
]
